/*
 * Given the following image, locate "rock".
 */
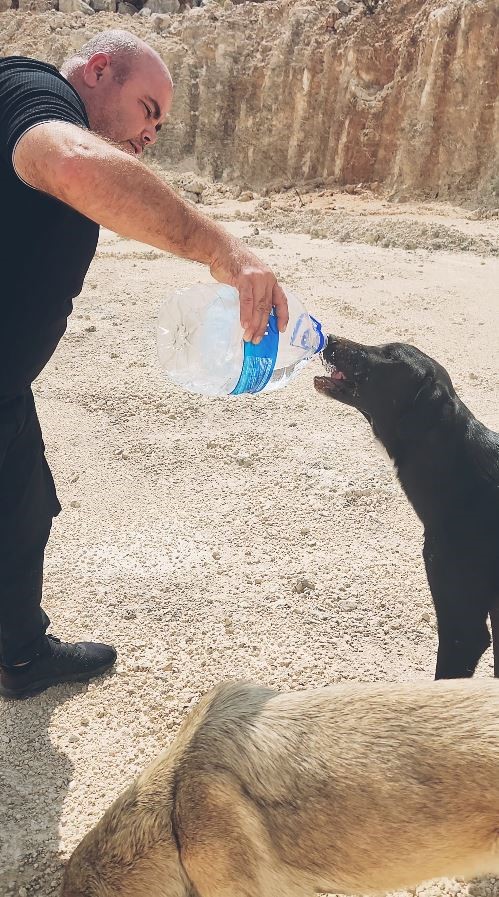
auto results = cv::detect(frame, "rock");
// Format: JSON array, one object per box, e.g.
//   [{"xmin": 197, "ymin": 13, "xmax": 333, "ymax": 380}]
[
  {"xmin": 58, "ymin": 0, "xmax": 94, "ymax": 11},
  {"xmin": 90, "ymin": 0, "xmax": 116, "ymax": 10},
  {"xmin": 16, "ymin": 0, "xmax": 43, "ymax": 7},
  {"xmin": 151, "ymin": 13, "xmax": 171, "ymax": 30},
  {"xmin": 18, "ymin": 0, "xmax": 57, "ymax": 8},
  {"xmin": 0, "ymin": 0, "xmax": 11, "ymax": 8},
  {"xmin": 293, "ymin": 577, "xmax": 316, "ymax": 594},
  {"xmin": 143, "ymin": 0, "xmax": 179, "ymax": 12},
  {"xmin": 239, "ymin": 191, "xmax": 254, "ymax": 202},
  {"xmin": 183, "ymin": 190, "xmax": 200, "ymax": 204},
  {"xmin": 138, "ymin": 5, "xmax": 152, "ymax": 12},
  {"xmin": 336, "ymin": 0, "xmax": 351, "ymax": 13},
  {"xmin": 184, "ymin": 179, "xmax": 204, "ymax": 195},
  {"xmin": 117, "ymin": 1, "xmax": 137, "ymax": 11}
]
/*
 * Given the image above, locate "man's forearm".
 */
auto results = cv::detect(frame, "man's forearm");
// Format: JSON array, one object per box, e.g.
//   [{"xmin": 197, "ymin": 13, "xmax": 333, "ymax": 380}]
[
  {"xmin": 14, "ymin": 121, "xmax": 238, "ymax": 266},
  {"xmin": 14, "ymin": 119, "xmax": 290, "ymax": 342}
]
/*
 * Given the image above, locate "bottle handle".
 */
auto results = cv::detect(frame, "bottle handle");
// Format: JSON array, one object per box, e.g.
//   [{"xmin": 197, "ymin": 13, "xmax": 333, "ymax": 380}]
[{"xmin": 309, "ymin": 315, "xmax": 326, "ymax": 354}]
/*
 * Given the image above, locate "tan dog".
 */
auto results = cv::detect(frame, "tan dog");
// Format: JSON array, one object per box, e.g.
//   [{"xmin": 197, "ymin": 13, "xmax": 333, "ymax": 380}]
[{"xmin": 62, "ymin": 679, "xmax": 499, "ymax": 897}]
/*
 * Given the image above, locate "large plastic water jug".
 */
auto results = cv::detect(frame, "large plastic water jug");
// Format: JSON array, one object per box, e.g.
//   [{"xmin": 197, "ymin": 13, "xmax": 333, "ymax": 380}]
[{"xmin": 157, "ymin": 283, "xmax": 324, "ymax": 397}]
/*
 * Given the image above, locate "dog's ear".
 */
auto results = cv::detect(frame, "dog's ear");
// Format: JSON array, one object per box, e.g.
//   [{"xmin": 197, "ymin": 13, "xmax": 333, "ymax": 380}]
[{"xmin": 397, "ymin": 375, "xmax": 453, "ymax": 441}]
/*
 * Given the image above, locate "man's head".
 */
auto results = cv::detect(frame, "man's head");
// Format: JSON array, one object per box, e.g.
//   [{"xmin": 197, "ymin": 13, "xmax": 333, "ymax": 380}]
[{"xmin": 61, "ymin": 30, "xmax": 174, "ymax": 156}]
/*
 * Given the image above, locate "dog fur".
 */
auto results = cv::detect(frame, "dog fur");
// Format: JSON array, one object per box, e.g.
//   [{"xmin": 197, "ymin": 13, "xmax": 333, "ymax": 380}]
[
  {"xmin": 62, "ymin": 679, "xmax": 499, "ymax": 897},
  {"xmin": 315, "ymin": 336, "xmax": 499, "ymax": 679}
]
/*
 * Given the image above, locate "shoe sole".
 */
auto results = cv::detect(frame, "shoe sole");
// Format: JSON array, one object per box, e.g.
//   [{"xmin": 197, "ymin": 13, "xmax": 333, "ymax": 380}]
[{"xmin": 0, "ymin": 658, "xmax": 116, "ymax": 700}]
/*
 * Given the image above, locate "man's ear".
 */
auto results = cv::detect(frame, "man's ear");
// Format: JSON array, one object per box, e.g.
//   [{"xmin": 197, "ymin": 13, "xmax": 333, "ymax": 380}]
[
  {"xmin": 397, "ymin": 375, "xmax": 454, "ymax": 441},
  {"xmin": 83, "ymin": 53, "xmax": 111, "ymax": 88}
]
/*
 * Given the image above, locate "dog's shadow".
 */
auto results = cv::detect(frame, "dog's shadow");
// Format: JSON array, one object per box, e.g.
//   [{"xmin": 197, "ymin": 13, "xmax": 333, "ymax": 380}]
[{"xmin": 0, "ymin": 688, "xmax": 75, "ymax": 897}]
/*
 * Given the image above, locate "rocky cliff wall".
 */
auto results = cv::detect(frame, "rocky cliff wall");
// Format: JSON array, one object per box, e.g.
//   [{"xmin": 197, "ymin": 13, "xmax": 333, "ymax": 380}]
[{"xmin": 1, "ymin": 0, "xmax": 498, "ymax": 202}]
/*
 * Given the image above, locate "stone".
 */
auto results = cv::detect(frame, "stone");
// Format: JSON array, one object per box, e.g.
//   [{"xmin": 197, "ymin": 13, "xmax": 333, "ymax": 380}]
[
  {"xmin": 58, "ymin": 0, "xmax": 94, "ymax": 11},
  {"xmin": 336, "ymin": 0, "xmax": 351, "ymax": 12},
  {"xmin": 184, "ymin": 178, "xmax": 204, "ymax": 195},
  {"xmin": 117, "ymin": 1, "xmax": 137, "ymax": 11},
  {"xmin": 18, "ymin": 0, "xmax": 57, "ymax": 8},
  {"xmin": 90, "ymin": 0, "xmax": 116, "ymax": 10},
  {"xmin": 183, "ymin": 190, "xmax": 200, "ymax": 203},
  {"xmin": 239, "ymin": 190, "xmax": 254, "ymax": 202},
  {"xmin": 151, "ymin": 12, "xmax": 171, "ymax": 30},
  {"xmin": 293, "ymin": 577, "xmax": 316, "ymax": 594},
  {"xmin": 143, "ymin": 0, "xmax": 179, "ymax": 12}
]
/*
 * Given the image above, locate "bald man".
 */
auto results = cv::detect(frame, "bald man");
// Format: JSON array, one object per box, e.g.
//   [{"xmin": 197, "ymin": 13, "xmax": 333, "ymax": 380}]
[{"xmin": 0, "ymin": 32, "xmax": 289, "ymax": 699}]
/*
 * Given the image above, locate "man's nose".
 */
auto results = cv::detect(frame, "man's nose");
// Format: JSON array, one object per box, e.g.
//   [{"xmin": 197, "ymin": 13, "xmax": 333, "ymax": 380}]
[{"xmin": 141, "ymin": 126, "xmax": 158, "ymax": 148}]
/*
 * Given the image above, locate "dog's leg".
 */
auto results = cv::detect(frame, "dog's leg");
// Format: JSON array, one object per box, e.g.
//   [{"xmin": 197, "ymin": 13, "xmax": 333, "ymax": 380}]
[
  {"xmin": 424, "ymin": 536, "xmax": 491, "ymax": 678},
  {"xmin": 489, "ymin": 605, "xmax": 499, "ymax": 677}
]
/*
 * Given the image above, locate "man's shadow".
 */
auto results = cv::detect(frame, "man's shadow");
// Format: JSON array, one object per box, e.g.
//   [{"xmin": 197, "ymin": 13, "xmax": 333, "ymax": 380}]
[{"xmin": 0, "ymin": 688, "xmax": 75, "ymax": 897}]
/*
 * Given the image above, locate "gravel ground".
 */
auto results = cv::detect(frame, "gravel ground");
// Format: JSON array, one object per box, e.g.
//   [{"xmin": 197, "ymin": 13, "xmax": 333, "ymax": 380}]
[{"xmin": 1, "ymin": 189, "xmax": 498, "ymax": 897}]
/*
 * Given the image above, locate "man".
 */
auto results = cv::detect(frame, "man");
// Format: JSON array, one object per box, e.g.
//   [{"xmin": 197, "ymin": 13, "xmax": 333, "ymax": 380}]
[{"xmin": 0, "ymin": 30, "xmax": 289, "ymax": 699}]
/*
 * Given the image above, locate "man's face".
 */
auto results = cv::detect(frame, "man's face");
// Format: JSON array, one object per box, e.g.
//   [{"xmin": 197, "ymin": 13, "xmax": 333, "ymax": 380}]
[{"xmin": 83, "ymin": 50, "xmax": 173, "ymax": 155}]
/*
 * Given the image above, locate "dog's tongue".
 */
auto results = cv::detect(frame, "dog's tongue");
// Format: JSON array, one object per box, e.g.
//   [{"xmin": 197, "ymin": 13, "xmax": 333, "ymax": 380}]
[{"xmin": 330, "ymin": 369, "xmax": 347, "ymax": 381}]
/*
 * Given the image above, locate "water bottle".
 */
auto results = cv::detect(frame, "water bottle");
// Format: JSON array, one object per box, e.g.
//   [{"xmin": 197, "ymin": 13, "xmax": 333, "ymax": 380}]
[{"xmin": 157, "ymin": 283, "xmax": 325, "ymax": 397}]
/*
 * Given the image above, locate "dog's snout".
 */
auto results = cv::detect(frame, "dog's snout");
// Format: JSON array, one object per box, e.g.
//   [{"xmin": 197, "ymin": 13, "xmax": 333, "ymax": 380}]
[{"xmin": 321, "ymin": 334, "xmax": 342, "ymax": 365}]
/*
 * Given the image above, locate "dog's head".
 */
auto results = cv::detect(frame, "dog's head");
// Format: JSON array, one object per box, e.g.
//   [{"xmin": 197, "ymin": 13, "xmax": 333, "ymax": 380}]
[{"xmin": 314, "ymin": 336, "xmax": 457, "ymax": 457}]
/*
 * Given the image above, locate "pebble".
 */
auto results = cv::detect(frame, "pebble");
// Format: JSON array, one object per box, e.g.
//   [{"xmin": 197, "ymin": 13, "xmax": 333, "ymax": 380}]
[{"xmin": 293, "ymin": 577, "xmax": 316, "ymax": 593}]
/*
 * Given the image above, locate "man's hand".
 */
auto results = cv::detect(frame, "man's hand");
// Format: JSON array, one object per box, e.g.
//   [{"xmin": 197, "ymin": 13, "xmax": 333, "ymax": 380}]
[{"xmin": 210, "ymin": 246, "xmax": 289, "ymax": 344}]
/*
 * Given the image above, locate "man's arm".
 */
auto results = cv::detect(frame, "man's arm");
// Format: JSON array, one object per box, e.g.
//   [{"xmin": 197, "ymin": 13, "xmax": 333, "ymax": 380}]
[{"xmin": 13, "ymin": 120, "xmax": 289, "ymax": 342}]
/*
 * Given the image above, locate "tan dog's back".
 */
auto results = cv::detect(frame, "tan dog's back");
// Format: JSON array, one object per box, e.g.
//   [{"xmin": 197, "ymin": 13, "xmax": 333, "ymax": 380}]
[{"xmin": 62, "ymin": 679, "xmax": 499, "ymax": 897}]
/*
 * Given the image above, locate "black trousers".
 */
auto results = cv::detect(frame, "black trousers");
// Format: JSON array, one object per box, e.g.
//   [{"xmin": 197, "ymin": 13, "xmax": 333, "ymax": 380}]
[{"xmin": 0, "ymin": 389, "xmax": 60, "ymax": 666}]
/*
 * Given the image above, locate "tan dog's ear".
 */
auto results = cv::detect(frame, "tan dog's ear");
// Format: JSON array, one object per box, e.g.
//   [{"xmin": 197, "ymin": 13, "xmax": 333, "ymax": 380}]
[{"xmin": 397, "ymin": 375, "xmax": 454, "ymax": 441}]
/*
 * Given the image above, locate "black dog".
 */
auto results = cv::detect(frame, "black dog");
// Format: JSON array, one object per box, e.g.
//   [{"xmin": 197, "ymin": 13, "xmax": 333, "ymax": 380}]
[{"xmin": 314, "ymin": 336, "xmax": 499, "ymax": 679}]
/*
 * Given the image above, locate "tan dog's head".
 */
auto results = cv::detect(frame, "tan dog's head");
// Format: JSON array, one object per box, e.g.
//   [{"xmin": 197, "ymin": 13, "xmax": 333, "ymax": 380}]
[{"xmin": 61, "ymin": 784, "xmax": 189, "ymax": 897}]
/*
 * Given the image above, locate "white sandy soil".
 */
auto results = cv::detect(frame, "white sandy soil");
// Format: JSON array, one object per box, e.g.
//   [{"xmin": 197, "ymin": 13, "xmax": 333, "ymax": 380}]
[{"xmin": 1, "ymin": 186, "xmax": 498, "ymax": 897}]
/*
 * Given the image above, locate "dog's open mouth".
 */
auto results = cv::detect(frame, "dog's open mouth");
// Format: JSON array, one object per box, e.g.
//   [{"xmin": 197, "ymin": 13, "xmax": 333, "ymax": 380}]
[{"xmin": 314, "ymin": 365, "xmax": 351, "ymax": 396}]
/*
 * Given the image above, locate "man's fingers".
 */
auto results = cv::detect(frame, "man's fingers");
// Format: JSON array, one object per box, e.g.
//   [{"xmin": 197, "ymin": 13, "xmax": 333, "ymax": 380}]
[
  {"xmin": 239, "ymin": 287, "xmax": 254, "ymax": 338},
  {"xmin": 272, "ymin": 281, "xmax": 289, "ymax": 333},
  {"xmin": 233, "ymin": 260, "xmax": 289, "ymax": 344},
  {"xmin": 251, "ymin": 284, "xmax": 274, "ymax": 343}
]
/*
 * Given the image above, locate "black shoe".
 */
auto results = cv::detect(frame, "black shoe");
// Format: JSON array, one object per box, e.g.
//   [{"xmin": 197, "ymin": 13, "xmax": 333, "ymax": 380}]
[{"xmin": 0, "ymin": 635, "xmax": 117, "ymax": 699}]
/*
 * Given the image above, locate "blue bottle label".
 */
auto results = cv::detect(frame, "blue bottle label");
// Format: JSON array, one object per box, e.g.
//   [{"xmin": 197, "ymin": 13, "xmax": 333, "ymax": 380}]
[{"xmin": 231, "ymin": 311, "xmax": 279, "ymax": 395}]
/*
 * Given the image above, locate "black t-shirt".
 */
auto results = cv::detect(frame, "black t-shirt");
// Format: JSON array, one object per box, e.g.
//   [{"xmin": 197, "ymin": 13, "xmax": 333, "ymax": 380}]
[{"xmin": 0, "ymin": 56, "xmax": 100, "ymax": 398}]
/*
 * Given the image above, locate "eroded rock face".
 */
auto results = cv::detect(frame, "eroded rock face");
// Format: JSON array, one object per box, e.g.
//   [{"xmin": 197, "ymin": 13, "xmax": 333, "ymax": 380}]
[{"xmin": 0, "ymin": 0, "xmax": 497, "ymax": 202}]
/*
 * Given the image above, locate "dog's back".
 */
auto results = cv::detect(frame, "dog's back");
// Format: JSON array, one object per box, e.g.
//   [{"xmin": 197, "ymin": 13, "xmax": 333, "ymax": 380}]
[
  {"xmin": 64, "ymin": 679, "xmax": 499, "ymax": 897},
  {"xmin": 177, "ymin": 679, "xmax": 499, "ymax": 896}
]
